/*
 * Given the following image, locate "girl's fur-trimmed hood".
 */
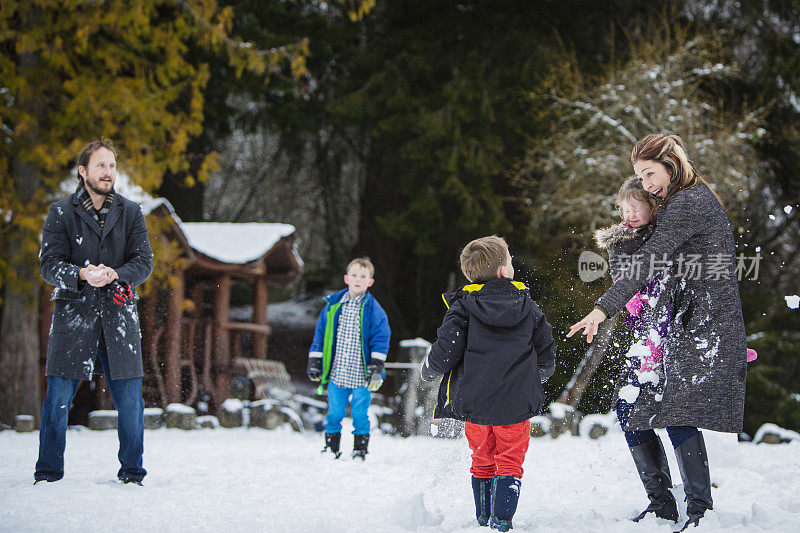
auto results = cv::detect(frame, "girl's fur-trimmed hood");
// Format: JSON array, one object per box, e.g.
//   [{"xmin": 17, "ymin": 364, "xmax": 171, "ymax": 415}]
[{"xmin": 594, "ymin": 223, "xmax": 653, "ymax": 250}]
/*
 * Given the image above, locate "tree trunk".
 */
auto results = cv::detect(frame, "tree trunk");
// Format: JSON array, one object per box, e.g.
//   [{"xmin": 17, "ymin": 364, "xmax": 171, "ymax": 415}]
[
  {"xmin": 0, "ymin": 41, "xmax": 44, "ymax": 427},
  {"xmin": 0, "ymin": 276, "xmax": 42, "ymax": 426},
  {"xmin": 0, "ymin": 154, "xmax": 43, "ymax": 427},
  {"xmin": 557, "ymin": 314, "xmax": 620, "ymax": 408}
]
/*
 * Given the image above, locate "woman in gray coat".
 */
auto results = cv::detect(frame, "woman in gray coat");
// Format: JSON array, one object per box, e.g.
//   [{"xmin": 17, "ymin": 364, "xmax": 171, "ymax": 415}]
[{"xmin": 568, "ymin": 134, "xmax": 747, "ymax": 532}]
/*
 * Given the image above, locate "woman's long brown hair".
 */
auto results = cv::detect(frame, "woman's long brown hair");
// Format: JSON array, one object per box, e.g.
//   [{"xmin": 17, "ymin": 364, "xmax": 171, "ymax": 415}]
[{"xmin": 631, "ymin": 133, "xmax": 723, "ymax": 207}]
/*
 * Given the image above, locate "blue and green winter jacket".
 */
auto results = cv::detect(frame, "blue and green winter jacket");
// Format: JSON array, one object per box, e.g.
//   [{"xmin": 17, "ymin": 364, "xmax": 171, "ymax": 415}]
[{"xmin": 308, "ymin": 288, "xmax": 391, "ymax": 389}]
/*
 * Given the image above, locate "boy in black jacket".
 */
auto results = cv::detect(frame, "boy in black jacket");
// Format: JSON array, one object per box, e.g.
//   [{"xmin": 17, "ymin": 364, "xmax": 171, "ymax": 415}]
[{"xmin": 421, "ymin": 236, "xmax": 556, "ymax": 532}]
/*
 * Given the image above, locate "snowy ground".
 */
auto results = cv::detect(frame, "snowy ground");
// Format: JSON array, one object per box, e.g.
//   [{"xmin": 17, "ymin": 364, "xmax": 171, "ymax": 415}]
[{"xmin": 1, "ymin": 423, "xmax": 799, "ymax": 532}]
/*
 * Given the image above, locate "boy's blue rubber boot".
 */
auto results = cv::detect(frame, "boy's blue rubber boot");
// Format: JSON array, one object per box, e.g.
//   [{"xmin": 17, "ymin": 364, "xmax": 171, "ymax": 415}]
[
  {"xmin": 471, "ymin": 476, "xmax": 492, "ymax": 526},
  {"xmin": 490, "ymin": 475, "xmax": 521, "ymax": 531}
]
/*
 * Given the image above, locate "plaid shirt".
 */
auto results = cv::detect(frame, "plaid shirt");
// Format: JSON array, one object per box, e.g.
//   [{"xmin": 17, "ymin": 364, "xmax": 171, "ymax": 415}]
[
  {"xmin": 76, "ymin": 182, "xmax": 114, "ymax": 229},
  {"xmin": 330, "ymin": 292, "xmax": 367, "ymax": 388}
]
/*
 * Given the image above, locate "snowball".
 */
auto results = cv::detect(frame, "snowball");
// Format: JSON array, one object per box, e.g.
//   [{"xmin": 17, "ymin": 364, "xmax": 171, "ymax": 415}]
[
  {"xmin": 636, "ymin": 370, "xmax": 660, "ymax": 385},
  {"xmin": 785, "ymin": 295, "xmax": 800, "ymax": 310},
  {"xmin": 619, "ymin": 385, "xmax": 640, "ymax": 403},
  {"xmin": 785, "ymin": 205, "xmax": 793, "ymax": 215},
  {"xmin": 626, "ymin": 342, "xmax": 650, "ymax": 361}
]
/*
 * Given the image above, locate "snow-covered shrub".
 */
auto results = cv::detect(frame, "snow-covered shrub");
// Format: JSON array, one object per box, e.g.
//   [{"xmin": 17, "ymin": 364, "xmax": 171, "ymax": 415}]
[
  {"xmin": 753, "ymin": 423, "xmax": 800, "ymax": 444},
  {"xmin": 517, "ymin": 29, "xmax": 768, "ymax": 242}
]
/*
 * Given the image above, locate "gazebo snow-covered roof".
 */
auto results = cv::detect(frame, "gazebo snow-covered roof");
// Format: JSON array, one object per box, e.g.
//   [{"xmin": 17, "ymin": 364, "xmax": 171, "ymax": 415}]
[{"xmin": 181, "ymin": 222, "xmax": 296, "ymax": 264}]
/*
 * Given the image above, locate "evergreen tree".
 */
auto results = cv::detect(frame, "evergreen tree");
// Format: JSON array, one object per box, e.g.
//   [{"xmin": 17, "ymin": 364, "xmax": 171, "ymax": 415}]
[{"xmin": 0, "ymin": 0, "xmax": 281, "ymax": 425}]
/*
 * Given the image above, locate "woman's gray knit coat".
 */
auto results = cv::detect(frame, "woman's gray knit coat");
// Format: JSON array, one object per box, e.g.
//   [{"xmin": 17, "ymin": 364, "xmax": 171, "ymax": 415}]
[{"xmin": 595, "ymin": 182, "xmax": 747, "ymax": 433}]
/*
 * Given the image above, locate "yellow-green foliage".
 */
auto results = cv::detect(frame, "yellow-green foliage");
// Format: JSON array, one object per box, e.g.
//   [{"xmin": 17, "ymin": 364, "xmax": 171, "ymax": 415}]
[
  {"xmin": 0, "ymin": 0, "xmax": 307, "ymax": 300},
  {"xmin": 139, "ymin": 214, "xmax": 190, "ymax": 300}
]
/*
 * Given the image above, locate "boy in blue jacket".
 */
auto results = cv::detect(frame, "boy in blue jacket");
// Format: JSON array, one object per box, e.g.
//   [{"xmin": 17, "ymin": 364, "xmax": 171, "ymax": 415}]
[
  {"xmin": 421, "ymin": 236, "xmax": 555, "ymax": 531},
  {"xmin": 307, "ymin": 257, "xmax": 391, "ymax": 460}
]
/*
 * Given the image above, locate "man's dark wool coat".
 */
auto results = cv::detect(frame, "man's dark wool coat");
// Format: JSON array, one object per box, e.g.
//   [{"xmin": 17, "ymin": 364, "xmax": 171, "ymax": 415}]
[
  {"xmin": 39, "ymin": 188, "xmax": 153, "ymax": 380},
  {"xmin": 421, "ymin": 278, "xmax": 556, "ymax": 426}
]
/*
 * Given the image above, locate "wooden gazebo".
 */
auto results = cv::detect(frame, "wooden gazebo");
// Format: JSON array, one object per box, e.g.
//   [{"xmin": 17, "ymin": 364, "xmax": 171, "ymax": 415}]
[
  {"xmin": 139, "ymin": 200, "xmax": 303, "ymax": 410},
  {"xmin": 38, "ymin": 189, "xmax": 303, "ymax": 416}
]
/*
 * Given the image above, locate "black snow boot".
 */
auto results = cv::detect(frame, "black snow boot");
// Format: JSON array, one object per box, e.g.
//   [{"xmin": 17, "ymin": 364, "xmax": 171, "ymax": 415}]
[
  {"xmin": 352, "ymin": 434, "xmax": 369, "ymax": 460},
  {"xmin": 629, "ymin": 437, "xmax": 679, "ymax": 522},
  {"xmin": 674, "ymin": 433, "xmax": 713, "ymax": 532},
  {"xmin": 489, "ymin": 475, "xmax": 521, "ymax": 532},
  {"xmin": 322, "ymin": 432, "xmax": 342, "ymax": 459},
  {"xmin": 471, "ymin": 476, "xmax": 492, "ymax": 527}
]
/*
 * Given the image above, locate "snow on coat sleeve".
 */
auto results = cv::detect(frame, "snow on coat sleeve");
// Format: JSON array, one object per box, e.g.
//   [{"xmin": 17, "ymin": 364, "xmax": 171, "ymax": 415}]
[
  {"xmin": 531, "ymin": 302, "xmax": 556, "ymax": 382},
  {"xmin": 114, "ymin": 205, "xmax": 154, "ymax": 288},
  {"xmin": 596, "ymin": 190, "xmax": 698, "ymax": 318},
  {"xmin": 421, "ymin": 301, "xmax": 468, "ymax": 382},
  {"xmin": 39, "ymin": 203, "xmax": 81, "ymax": 291}
]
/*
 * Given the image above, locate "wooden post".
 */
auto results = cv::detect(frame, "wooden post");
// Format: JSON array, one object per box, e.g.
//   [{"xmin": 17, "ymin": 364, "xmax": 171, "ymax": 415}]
[
  {"xmin": 213, "ymin": 274, "xmax": 232, "ymax": 401},
  {"xmin": 253, "ymin": 276, "xmax": 268, "ymax": 359},
  {"xmin": 96, "ymin": 376, "xmax": 114, "ymax": 410},
  {"xmin": 189, "ymin": 282, "xmax": 204, "ymax": 318},
  {"xmin": 165, "ymin": 272, "xmax": 184, "ymax": 403}
]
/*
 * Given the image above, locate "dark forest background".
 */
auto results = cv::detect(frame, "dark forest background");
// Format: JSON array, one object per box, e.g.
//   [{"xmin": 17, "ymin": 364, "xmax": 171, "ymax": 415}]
[{"xmin": 2, "ymin": 0, "xmax": 798, "ymax": 436}]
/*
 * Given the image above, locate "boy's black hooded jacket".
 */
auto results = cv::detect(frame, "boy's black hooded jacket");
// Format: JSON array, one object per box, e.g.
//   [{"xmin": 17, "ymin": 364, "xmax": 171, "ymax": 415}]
[{"xmin": 421, "ymin": 278, "xmax": 556, "ymax": 426}]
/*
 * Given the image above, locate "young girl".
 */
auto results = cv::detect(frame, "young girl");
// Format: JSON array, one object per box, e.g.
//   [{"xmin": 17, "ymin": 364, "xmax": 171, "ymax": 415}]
[
  {"xmin": 595, "ymin": 177, "xmax": 681, "ymax": 523},
  {"xmin": 595, "ymin": 176, "xmax": 659, "ymax": 283},
  {"xmin": 595, "ymin": 177, "xmax": 665, "ymax": 378}
]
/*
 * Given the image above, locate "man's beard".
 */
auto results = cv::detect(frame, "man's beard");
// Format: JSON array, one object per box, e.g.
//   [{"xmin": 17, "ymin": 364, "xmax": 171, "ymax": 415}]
[{"xmin": 85, "ymin": 177, "xmax": 113, "ymax": 196}]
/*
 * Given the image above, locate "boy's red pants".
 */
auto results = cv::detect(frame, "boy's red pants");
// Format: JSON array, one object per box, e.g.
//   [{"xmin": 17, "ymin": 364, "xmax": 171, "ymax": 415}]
[{"xmin": 465, "ymin": 420, "xmax": 531, "ymax": 479}]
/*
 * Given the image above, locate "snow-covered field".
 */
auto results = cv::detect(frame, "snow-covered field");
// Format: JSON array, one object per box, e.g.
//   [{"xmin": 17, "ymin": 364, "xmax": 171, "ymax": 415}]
[{"xmin": 2, "ymin": 423, "xmax": 799, "ymax": 532}]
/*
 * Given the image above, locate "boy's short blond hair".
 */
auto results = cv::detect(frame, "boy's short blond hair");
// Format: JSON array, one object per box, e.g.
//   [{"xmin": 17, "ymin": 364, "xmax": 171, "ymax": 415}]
[
  {"xmin": 346, "ymin": 257, "xmax": 375, "ymax": 277},
  {"xmin": 459, "ymin": 236, "xmax": 509, "ymax": 283}
]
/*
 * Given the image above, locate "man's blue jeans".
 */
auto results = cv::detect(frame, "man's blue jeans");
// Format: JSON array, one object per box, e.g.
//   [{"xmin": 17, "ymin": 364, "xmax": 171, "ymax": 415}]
[
  {"xmin": 325, "ymin": 381, "xmax": 371, "ymax": 435},
  {"xmin": 35, "ymin": 346, "xmax": 146, "ymax": 482}
]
